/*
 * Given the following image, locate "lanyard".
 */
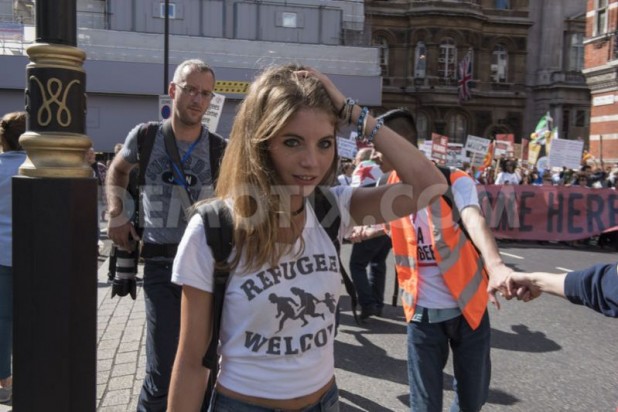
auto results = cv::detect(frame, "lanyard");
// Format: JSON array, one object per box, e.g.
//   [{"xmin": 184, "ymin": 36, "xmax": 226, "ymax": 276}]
[
  {"xmin": 168, "ymin": 135, "xmax": 201, "ymax": 194},
  {"xmin": 166, "ymin": 133, "xmax": 202, "ymax": 204}
]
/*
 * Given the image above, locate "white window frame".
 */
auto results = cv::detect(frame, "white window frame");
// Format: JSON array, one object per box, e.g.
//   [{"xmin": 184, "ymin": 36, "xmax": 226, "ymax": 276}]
[
  {"xmin": 438, "ymin": 39, "xmax": 456, "ymax": 80},
  {"xmin": 568, "ymin": 33, "xmax": 584, "ymax": 71},
  {"xmin": 594, "ymin": 0, "xmax": 608, "ymax": 36},
  {"xmin": 491, "ymin": 45, "xmax": 508, "ymax": 83},
  {"xmin": 375, "ymin": 36, "xmax": 389, "ymax": 76},
  {"xmin": 281, "ymin": 12, "xmax": 298, "ymax": 28}
]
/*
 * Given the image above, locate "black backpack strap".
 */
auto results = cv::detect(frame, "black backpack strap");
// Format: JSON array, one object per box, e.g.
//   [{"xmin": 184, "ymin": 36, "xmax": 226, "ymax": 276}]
[
  {"xmin": 208, "ymin": 131, "xmax": 227, "ymax": 187},
  {"xmin": 310, "ymin": 186, "xmax": 360, "ymax": 325},
  {"xmin": 196, "ymin": 200, "xmax": 234, "ymax": 392},
  {"xmin": 137, "ymin": 121, "xmax": 159, "ymax": 187}
]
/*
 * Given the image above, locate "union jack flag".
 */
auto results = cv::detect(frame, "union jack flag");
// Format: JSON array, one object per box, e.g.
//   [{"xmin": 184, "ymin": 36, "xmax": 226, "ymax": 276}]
[{"xmin": 458, "ymin": 52, "xmax": 473, "ymax": 103}]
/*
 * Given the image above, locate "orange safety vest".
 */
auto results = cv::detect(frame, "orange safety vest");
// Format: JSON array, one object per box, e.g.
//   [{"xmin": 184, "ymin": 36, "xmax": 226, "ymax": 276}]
[{"xmin": 387, "ymin": 168, "xmax": 489, "ymax": 330}]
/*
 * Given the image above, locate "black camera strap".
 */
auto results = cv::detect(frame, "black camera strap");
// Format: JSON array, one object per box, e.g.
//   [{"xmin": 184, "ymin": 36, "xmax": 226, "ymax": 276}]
[{"xmin": 162, "ymin": 120, "xmax": 200, "ymax": 206}]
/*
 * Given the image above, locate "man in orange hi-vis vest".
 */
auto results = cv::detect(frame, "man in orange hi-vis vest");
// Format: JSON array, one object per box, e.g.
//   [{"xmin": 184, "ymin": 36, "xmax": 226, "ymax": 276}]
[{"xmin": 376, "ymin": 109, "xmax": 534, "ymax": 412}]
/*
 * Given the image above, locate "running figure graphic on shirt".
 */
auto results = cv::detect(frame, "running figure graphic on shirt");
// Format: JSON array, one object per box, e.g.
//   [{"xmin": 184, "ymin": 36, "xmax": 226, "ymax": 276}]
[
  {"xmin": 269, "ymin": 293, "xmax": 300, "ymax": 332},
  {"xmin": 268, "ymin": 289, "xmax": 329, "ymax": 331},
  {"xmin": 291, "ymin": 287, "xmax": 325, "ymax": 326}
]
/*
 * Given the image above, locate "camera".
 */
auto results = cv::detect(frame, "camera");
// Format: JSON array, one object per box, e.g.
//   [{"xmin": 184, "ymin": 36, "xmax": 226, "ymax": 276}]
[{"xmin": 109, "ymin": 242, "xmax": 139, "ymax": 300}]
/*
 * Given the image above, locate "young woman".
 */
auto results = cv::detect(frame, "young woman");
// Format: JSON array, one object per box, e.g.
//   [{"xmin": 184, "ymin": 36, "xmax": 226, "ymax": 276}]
[
  {"xmin": 0, "ymin": 111, "xmax": 27, "ymax": 404},
  {"xmin": 167, "ymin": 65, "xmax": 446, "ymax": 411}
]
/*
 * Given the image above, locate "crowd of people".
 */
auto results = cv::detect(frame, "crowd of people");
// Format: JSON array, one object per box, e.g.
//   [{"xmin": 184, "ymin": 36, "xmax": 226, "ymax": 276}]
[
  {"xmin": 1, "ymin": 60, "xmax": 616, "ymax": 412},
  {"xmin": 468, "ymin": 155, "xmax": 618, "ymax": 188}
]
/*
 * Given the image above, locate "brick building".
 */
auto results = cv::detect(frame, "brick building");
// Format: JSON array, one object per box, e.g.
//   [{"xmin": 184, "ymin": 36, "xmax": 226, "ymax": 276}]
[{"xmin": 584, "ymin": 0, "xmax": 618, "ymax": 163}]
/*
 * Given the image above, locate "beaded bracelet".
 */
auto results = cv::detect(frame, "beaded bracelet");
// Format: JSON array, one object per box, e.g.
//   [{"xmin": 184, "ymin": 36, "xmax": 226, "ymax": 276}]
[
  {"xmin": 361, "ymin": 113, "xmax": 369, "ymax": 139},
  {"xmin": 366, "ymin": 118, "xmax": 384, "ymax": 144},
  {"xmin": 355, "ymin": 107, "xmax": 369, "ymax": 140}
]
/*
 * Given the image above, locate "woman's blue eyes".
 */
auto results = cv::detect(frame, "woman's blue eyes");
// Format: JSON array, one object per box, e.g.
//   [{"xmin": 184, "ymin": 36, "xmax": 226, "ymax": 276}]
[
  {"xmin": 318, "ymin": 139, "xmax": 333, "ymax": 149},
  {"xmin": 283, "ymin": 138, "xmax": 334, "ymax": 149},
  {"xmin": 283, "ymin": 138, "xmax": 300, "ymax": 147}
]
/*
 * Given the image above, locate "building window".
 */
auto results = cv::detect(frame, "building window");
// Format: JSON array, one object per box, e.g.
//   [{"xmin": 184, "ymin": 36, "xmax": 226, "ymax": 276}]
[
  {"xmin": 282, "ymin": 12, "xmax": 298, "ymax": 28},
  {"xmin": 594, "ymin": 0, "xmax": 608, "ymax": 36},
  {"xmin": 438, "ymin": 39, "xmax": 456, "ymax": 80},
  {"xmin": 415, "ymin": 41, "xmax": 427, "ymax": 79},
  {"xmin": 495, "ymin": 0, "xmax": 510, "ymax": 9},
  {"xmin": 160, "ymin": 2, "xmax": 176, "ymax": 19},
  {"xmin": 447, "ymin": 113, "xmax": 467, "ymax": 143},
  {"xmin": 374, "ymin": 36, "xmax": 389, "ymax": 76},
  {"xmin": 568, "ymin": 33, "xmax": 584, "ymax": 71},
  {"xmin": 416, "ymin": 112, "xmax": 429, "ymax": 142},
  {"xmin": 491, "ymin": 45, "xmax": 508, "ymax": 83},
  {"xmin": 575, "ymin": 110, "xmax": 587, "ymax": 127}
]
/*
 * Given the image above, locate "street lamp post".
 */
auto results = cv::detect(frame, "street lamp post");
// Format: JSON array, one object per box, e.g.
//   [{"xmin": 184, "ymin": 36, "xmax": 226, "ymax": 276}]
[
  {"xmin": 164, "ymin": 0, "xmax": 170, "ymax": 92},
  {"xmin": 12, "ymin": 0, "xmax": 97, "ymax": 410}
]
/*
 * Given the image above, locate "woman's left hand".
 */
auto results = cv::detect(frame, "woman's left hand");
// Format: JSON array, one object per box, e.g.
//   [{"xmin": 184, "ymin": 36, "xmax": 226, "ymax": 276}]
[{"xmin": 295, "ymin": 68, "xmax": 346, "ymax": 115}]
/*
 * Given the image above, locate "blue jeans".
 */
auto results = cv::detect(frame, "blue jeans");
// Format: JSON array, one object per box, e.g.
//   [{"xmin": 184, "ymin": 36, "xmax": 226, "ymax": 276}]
[
  {"xmin": 209, "ymin": 382, "xmax": 339, "ymax": 412},
  {"xmin": 137, "ymin": 259, "xmax": 182, "ymax": 412},
  {"xmin": 0, "ymin": 265, "xmax": 12, "ymax": 380},
  {"xmin": 407, "ymin": 310, "xmax": 491, "ymax": 412},
  {"xmin": 349, "ymin": 235, "xmax": 392, "ymax": 310}
]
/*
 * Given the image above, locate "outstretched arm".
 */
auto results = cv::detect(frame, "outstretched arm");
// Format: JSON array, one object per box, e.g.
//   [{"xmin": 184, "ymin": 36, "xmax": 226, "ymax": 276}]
[
  {"xmin": 506, "ymin": 271, "xmax": 564, "ymax": 299},
  {"xmin": 168, "ymin": 286, "xmax": 213, "ymax": 411},
  {"xmin": 508, "ymin": 263, "xmax": 618, "ymax": 318}
]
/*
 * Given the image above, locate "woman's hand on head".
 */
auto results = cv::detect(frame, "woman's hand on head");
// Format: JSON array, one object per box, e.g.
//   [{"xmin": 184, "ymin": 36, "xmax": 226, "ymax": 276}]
[{"xmin": 296, "ymin": 68, "xmax": 346, "ymax": 114}]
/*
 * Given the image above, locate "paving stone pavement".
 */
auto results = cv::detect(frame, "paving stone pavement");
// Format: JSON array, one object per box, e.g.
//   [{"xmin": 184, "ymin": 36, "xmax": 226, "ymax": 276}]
[{"xmin": 95, "ymin": 252, "xmax": 146, "ymax": 412}]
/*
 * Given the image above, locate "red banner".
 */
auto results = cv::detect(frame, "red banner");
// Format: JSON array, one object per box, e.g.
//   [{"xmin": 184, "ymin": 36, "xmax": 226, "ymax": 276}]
[{"xmin": 477, "ymin": 185, "xmax": 618, "ymax": 241}]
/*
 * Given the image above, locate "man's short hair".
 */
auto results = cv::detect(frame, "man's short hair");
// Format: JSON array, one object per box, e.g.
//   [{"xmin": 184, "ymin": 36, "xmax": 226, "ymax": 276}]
[
  {"xmin": 172, "ymin": 59, "xmax": 215, "ymax": 84},
  {"xmin": 377, "ymin": 108, "xmax": 418, "ymax": 147}
]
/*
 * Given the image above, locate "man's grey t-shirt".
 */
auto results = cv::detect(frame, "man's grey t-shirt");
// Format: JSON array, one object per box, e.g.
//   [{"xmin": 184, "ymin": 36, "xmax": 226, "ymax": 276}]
[{"xmin": 121, "ymin": 123, "xmax": 213, "ymax": 246}]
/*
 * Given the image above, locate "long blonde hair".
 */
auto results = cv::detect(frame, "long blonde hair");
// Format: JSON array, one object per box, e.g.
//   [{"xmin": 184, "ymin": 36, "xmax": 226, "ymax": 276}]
[{"xmin": 214, "ymin": 64, "xmax": 339, "ymax": 271}]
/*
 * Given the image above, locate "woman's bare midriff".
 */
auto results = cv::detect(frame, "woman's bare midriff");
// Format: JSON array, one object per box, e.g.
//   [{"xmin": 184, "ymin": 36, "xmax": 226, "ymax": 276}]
[{"xmin": 215, "ymin": 375, "xmax": 335, "ymax": 411}]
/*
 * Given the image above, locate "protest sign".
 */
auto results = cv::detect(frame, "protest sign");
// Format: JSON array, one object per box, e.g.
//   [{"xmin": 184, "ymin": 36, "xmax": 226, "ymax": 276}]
[
  {"xmin": 548, "ymin": 138, "xmax": 584, "ymax": 170},
  {"xmin": 464, "ymin": 135, "xmax": 491, "ymax": 154},
  {"xmin": 431, "ymin": 133, "xmax": 448, "ymax": 165},
  {"xmin": 337, "ymin": 136, "xmax": 357, "ymax": 160},
  {"xmin": 446, "ymin": 143, "xmax": 464, "ymax": 168},
  {"xmin": 202, "ymin": 93, "xmax": 226, "ymax": 132}
]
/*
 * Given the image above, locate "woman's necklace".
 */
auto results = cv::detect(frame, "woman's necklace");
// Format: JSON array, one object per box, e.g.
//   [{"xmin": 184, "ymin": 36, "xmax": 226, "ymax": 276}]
[{"xmin": 292, "ymin": 202, "xmax": 305, "ymax": 216}]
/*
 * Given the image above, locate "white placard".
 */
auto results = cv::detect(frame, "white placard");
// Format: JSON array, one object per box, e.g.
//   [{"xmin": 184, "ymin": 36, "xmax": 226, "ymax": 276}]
[
  {"xmin": 202, "ymin": 93, "xmax": 226, "ymax": 133},
  {"xmin": 337, "ymin": 136, "xmax": 357, "ymax": 160},
  {"xmin": 446, "ymin": 143, "xmax": 464, "ymax": 168},
  {"xmin": 548, "ymin": 138, "xmax": 584, "ymax": 170},
  {"xmin": 464, "ymin": 135, "xmax": 490, "ymax": 154}
]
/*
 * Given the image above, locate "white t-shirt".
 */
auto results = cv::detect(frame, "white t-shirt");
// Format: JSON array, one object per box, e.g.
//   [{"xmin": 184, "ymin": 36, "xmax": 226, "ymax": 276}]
[
  {"xmin": 172, "ymin": 186, "xmax": 353, "ymax": 399},
  {"xmin": 495, "ymin": 171, "xmax": 520, "ymax": 185},
  {"xmin": 337, "ymin": 174, "xmax": 351, "ymax": 186},
  {"xmin": 413, "ymin": 175, "xmax": 479, "ymax": 309}
]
